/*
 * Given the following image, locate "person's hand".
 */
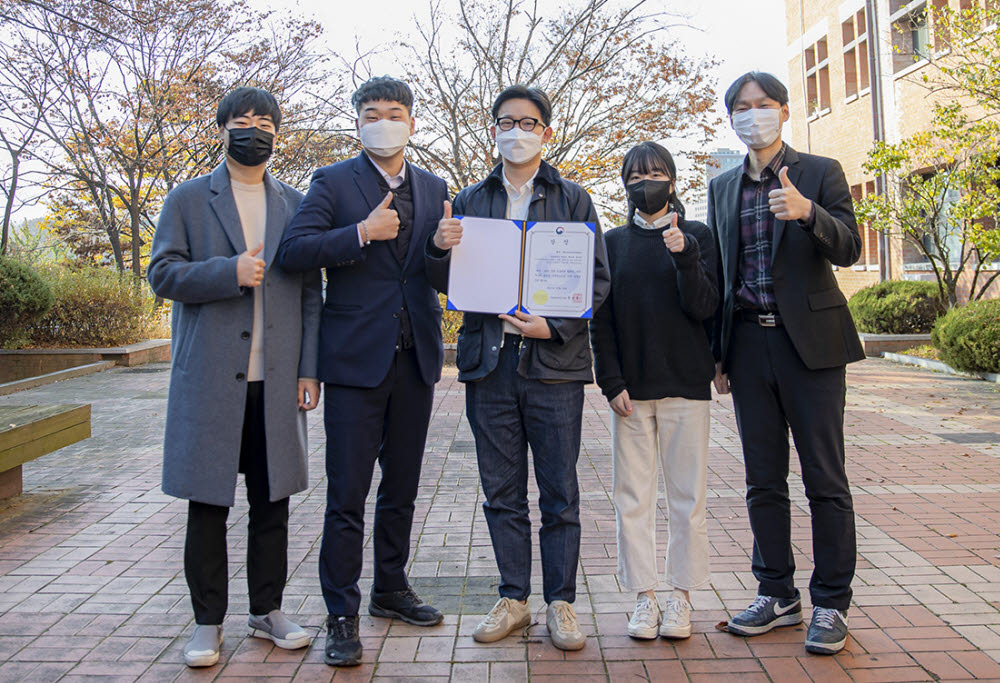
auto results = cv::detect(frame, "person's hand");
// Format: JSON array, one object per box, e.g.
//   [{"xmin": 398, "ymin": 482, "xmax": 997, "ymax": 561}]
[
  {"xmin": 433, "ymin": 200, "xmax": 463, "ymax": 250},
  {"xmin": 661, "ymin": 212, "xmax": 685, "ymax": 253},
  {"xmin": 237, "ymin": 241, "xmax": 265, "ymax": 287},
  {"xmin": 713, "ymin": 362, "xmax": 730, "ymax": 395},
  {"xmin": 768, "ymin": 167, "xmax": 813, "ymax": 221},
  {"xmin": 361, "ymin": 191, "xmax": 399, "ymax": 241},
  {"xmin": 610, "ymin": 389, "xmax": 633, "ymax": 417},
  {"xmin": 298, "ymin": 378, "xmax": 320, "ymax": 411},
  {"xmin": 498, "ymin": 310, "xmax": 552, "ymax": 339}
]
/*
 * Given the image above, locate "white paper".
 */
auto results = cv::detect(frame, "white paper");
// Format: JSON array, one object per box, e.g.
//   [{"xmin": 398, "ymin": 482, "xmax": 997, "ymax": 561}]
[
  {"xmin": 446, "ymin": 216, "xmax": 523, "ymax": 314},
  {"xmin": 520, "ymin": 221, "xmax": 595, "ymax": 318}
]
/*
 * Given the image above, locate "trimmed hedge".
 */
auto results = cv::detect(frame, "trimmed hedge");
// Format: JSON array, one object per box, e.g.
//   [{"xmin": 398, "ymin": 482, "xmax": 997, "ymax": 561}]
[
  {"xmin": 931, "ymin": 299, "xmax": 1000, "ymax": 374},
  {"xmin": 0, "ymin": 257, "xmax": 54, "ymax": 348},
  {"xmin": 848, "ymin": 280, "xmax": 945, "ymax": 334},
  {"xmin": 28, "ymin": 267, "xmax": 152, "ymax": 348}
]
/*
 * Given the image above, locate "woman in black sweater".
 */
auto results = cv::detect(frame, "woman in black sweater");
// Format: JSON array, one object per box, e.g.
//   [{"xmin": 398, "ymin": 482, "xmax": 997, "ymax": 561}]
[{"xmin": 590, "ymin": 142, "xmax": 718, "ymax": 641}]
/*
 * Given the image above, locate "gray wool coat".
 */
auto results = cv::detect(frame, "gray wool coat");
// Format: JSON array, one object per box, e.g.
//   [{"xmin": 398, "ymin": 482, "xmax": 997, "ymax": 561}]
[{"xmin": 148, "ymin": 163, "xmax": 322, "ymax": 507}]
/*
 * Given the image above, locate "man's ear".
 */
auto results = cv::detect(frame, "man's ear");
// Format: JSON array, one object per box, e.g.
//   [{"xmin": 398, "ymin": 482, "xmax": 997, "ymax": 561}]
[
  {"xmin": 354, "ymin": 118, "xmax": 361, "ymax": 136},
  {"xmin": 780, "ymin": 104, "xmax": 791, "ymax": 123},
  {"xmin": 219, "ymin": 125, "xmax": 228, "ymax": 146},
  {"xmin": 541, "ymin": 126, "xmax": 554, "ymax": 145},
  {"xmin": 409, "ymin": 116, "xmax": 416, "ymax": 136}
]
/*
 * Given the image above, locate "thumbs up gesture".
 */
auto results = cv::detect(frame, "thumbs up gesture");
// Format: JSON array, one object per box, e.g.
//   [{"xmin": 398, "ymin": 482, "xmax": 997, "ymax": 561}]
[
  {"xmin": 362, "ymin": 191, "xmax": 400, "ymax": 241},
  {"xmin": 768, "ymin": 167, "xmax": 813, "ymax": 221},
  {"xmin": 237, "ymin": 241, "xmax": 266, "ymax": 287},
  {"xmin": 433, "ymin": 199, "xmax": 463, "ymax": 250},
  {"xmin": 661, "ymin": 212, "xmax": 685, "ymax": 253}
]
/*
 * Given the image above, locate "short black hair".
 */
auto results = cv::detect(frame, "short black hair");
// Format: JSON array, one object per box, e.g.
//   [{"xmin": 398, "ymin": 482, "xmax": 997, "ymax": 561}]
[
  {"xmin": 491, "ymin": 85, "xmax": 552, "ymax": 127},
  {"xmin": 620, "ymin": 141, "xmax": 685, "ymax": 221},
  {"xmin": 351, "ymin": 76, "xmax": 414, "ymax": 114},
  {"xmin": 724, "ymin": 72, "xmax": 789, "ymax": 115},
  {"xmin": 216, "ymin": 87, "xmax": 282, "ymax": 131}
]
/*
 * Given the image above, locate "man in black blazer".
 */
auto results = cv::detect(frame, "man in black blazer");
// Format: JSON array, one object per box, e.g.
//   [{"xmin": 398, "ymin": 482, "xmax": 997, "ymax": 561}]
[
  {"xmin": 277, "ymin": 76, "xmax": 447, "ymax": 667},
  {"xmin": 708, "ymin": 72, "xmax": 865, "ymax": 655}
]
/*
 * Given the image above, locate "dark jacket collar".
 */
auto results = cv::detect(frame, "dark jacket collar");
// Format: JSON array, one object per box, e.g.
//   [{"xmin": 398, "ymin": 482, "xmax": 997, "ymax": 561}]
[{"xmin": 484, "ymin": 159, "xmax": 562, "ymax": 188}]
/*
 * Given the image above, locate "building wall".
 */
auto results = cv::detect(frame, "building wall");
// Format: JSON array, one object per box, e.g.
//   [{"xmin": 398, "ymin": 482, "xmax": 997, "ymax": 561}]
[{"xmin": 784, "ymin": 0, "xmax": 998, "ymax": 302}]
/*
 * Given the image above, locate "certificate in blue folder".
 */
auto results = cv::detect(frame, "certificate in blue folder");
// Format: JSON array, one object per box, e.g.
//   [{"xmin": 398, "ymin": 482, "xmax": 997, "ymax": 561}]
[{"xmin": 446, "ymin": 216, "xmax": 595, "ymax": 318}]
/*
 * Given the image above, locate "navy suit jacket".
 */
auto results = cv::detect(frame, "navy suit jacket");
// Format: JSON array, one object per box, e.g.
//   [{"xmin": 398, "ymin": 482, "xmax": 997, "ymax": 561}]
[{"xmin": 277, "ymin": 154, "xmax": 448, "ymax": 387}]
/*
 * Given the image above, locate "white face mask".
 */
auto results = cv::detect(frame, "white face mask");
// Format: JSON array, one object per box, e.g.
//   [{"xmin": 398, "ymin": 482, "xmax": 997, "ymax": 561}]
[
  {"xmin": 359, "ymin": 119, "xmax": 411, "ymax": 157},
  {"xmin": 495, "ymin": 128, "xmax": 543, "ymax": 164},
  {"xmin": 732, "ymin": 108, "xmax": 782, "ymax": 149}
]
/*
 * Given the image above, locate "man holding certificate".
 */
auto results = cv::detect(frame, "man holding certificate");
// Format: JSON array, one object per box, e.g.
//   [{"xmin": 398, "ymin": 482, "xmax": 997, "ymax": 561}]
[{"xmin": 426, "ymin": 85, "xmax": 610, "ymax": 651}]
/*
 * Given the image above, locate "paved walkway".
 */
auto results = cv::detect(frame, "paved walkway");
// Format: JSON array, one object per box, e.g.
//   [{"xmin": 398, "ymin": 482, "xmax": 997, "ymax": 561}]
[{"xmin": 1, "ymin": 359, "xmax": 1000, "ymax": 681}]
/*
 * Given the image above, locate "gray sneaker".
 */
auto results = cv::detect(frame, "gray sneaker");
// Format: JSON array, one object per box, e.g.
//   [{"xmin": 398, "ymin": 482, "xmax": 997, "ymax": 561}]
[
  {"xmin": 727, "ymin": 593, "xmax": 803, "ymax": 636},
  {"xmin": 473, "ymin": 597, "xmax": 531, "ymax": 643},
  {"xmin": 805, "ymin": 606, "xmax": 848, "ymax": 654},
  {"xmin": 546, "ymin": 600, "xmax": 585, "ymax": 651},
  {"xmin": 184, "ymin": 624, "xmax": 222, "ymax": 668},
  {"xmin": 248, "ymin": 609, "xmax": 311, "ymax": 649}
]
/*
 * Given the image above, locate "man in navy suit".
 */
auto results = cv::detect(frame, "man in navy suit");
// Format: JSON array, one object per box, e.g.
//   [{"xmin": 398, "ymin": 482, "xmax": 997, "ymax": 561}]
[{"xmin": 277, "ymin": 76, "xmax": 448, "ymax": 667}]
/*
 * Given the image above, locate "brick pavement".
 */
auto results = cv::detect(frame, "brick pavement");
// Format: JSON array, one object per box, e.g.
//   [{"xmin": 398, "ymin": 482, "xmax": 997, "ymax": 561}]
[{"xmin": 1, "ymin": 358, "xmax": 999, "ymax": 681}]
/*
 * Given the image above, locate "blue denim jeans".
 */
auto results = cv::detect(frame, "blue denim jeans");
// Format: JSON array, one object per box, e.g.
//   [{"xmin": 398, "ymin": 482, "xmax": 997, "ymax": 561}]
[{"xmin": 465, "ymin": 336, "xmax": 585, "ymax": 604}]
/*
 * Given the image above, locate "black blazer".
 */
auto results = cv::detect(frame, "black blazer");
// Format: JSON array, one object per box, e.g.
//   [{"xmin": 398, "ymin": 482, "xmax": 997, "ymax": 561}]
[
  {"xmin": 708, "ymin": 145, "xmax": 865, "ymax": 371},
  {"xmin": 277, "ymin": 154, "xmax": 448, "ymax": 387}
]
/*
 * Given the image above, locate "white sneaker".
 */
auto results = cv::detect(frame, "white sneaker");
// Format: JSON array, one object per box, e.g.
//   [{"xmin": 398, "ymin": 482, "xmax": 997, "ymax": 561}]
[
  {"xmin": 472, "ymin": 597, "xmax": 531, "ymax": 643},
  {"xmin": 546, "ymin": 600, "xmax": 585, "ymax": 650},
  {"xmin": 627, "ymin": 594, "xmax": 660, "ymax": 639},
  {"xmin": 659, "ymin": 597, "xmax": 692, "ymax": 639}
]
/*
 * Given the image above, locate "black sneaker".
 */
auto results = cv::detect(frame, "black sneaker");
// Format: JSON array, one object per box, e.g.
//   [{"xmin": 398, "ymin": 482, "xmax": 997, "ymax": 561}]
[
  {"xmin": 727, "ymin": 593, "xmax": 803, "ymax": 636},
  {"xmin": 369, "ymin": 587, "xmax": 443, "ymax": 626},
  {"xmin": 805, "ymin": 606, "xmax": 848, "ymax": 654},
  {"xmin": 324, "ymin": 615, "xmax": 362, "ymax": 667}
]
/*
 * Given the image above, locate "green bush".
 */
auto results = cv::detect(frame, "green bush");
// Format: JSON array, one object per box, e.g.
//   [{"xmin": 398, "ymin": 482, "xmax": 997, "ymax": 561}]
[
  {"xmin": 0, "ymin": 257, "xmax": 54, "ymax": 348},
  {"xmin": 848, "ymin": 280, "xmax": 945, "ymax": 334},
  {"xmin": 28, "ymin": 267, "xmax": 152, "ymax": 348},
  {"xmin": 931, "ymin": 299, "xmax": 1000, "ymax": 374}
]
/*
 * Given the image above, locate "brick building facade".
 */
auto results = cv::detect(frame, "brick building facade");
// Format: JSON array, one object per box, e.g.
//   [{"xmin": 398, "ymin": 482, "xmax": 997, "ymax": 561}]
[{"xmin": 784, "ymin": 0, "xmax": 1000, "ymax": 300}]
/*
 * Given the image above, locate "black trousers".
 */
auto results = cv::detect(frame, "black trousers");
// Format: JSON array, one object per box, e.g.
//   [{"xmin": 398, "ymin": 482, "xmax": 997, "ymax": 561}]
[
  {"xmin": 728, "ymin": 320, "xmax": 856, "ymax": 611},
  {"xmin": 318, "ymin": 347, "xmax": 434, "ymax": 616},
  {"xmin": 184, "ymin": 381, "xmax": 289, "ymax": 625}
]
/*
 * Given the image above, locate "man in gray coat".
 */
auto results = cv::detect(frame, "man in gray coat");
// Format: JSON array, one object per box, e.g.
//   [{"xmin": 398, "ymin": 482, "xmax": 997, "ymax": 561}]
[{"xmin": 148, "ymin": 87, "xmax": 322, "ymax": 668}]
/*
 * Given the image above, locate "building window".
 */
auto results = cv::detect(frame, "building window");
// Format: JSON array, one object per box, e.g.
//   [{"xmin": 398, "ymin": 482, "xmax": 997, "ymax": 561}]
[
  {"xmin": 804, "ymin": 36, "xmax": 832, "ymax": 116},
  {"xmin": 891, "ymin": 0, "xmax": 931, "ymax": 73},
  {"xmin": 852, "ymin": 182, "xmax": 881, "ymax": 267},
  {"xmin": 842, "ymin": 8, "xmax": 870, "ymax": 99}
]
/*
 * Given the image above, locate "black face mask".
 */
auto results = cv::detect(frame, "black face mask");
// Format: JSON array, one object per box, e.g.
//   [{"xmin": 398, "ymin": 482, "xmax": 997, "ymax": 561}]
[
  {"xmin": 627, "ymin": 179, "xmax": 673, "ymax": 215},
  {"xmin": 226, "ymin": 126, "xmax": 274, "ymax": 167}
]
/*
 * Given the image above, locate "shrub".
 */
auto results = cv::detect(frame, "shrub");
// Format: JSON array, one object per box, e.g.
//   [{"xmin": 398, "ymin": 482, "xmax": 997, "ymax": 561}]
[
  {"xmin": 931, "ymin": 299, "xmax": 1000, "ymax": 373},
  {"xmin": 848, "ymin": 280, "xmax": 945, "ymax": 334},
  {"xmin": 0, "ymin": 257, "xmax": 54, "ymax": 347},
  {"xmin": 440, "ymin": 293, "xmax": 463, "ymax": 344},
  {"xmin": 28, "ymin": 267, "xmax": 153, "ymax": 348}
]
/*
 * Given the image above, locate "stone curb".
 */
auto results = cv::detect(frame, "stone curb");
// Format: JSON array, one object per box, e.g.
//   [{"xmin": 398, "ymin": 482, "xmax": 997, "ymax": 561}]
[
  {"xmin": 882, "ymin": 352, "xmax": 1000, "ymax": 384},
  {"xmin": 0, "ymin": 361, "xmax": 117, "ymax": 396}
]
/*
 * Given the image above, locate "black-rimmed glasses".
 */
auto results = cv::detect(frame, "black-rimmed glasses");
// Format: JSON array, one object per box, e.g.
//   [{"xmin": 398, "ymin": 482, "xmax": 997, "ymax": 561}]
[{"xmin": 496, "ymin": 116, "xmax": 542, "ymax": 132}]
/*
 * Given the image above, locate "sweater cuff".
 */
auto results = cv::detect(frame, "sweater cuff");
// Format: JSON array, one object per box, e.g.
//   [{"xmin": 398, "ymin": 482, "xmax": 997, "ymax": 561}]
[
  {"xmin": 671, "ymin": 231, "xmax": 701, "ymax": 268},
  {"xmin": 601, "ymin": 379, "xmax": 628, "ymax": 401}
]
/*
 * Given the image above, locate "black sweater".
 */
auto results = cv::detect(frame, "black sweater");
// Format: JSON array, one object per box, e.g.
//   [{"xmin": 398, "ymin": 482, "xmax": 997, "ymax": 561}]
[{"xmin": 590, "ymin": 218, "xmax": 719, "ymax": 402}]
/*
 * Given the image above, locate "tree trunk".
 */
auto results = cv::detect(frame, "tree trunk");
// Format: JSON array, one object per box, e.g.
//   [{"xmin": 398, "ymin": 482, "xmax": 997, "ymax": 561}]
[{"xmin": 1, "ymin": 154, "xmax": 19, "ymax": 257}]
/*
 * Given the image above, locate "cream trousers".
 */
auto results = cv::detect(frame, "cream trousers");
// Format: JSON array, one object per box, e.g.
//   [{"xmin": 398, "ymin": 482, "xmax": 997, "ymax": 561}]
[{"xmin": 611, "ymin": 396, "xmax": 711, "ymax": 592}]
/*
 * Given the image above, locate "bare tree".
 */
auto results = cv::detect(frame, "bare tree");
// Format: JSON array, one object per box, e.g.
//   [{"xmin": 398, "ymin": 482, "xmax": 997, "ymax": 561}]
[
  {"xmin": 397, "ymin": 0, "xmax": 719, "ymax": 216},
  {"xmin": 1, "ymin": 0, "xmax": 351, "ymax": 273}
]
